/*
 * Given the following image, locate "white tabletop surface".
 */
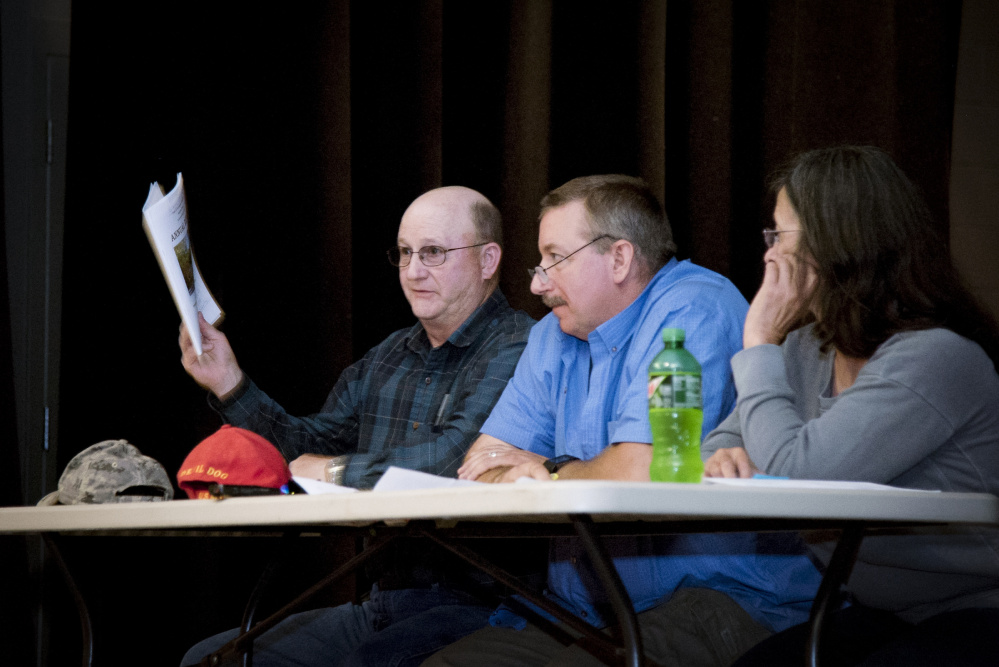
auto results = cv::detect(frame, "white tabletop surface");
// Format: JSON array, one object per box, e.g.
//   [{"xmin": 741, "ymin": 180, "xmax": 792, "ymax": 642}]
[{"xmin": 1, "ymin": 480, "xmax": 997, "ymax": 534}]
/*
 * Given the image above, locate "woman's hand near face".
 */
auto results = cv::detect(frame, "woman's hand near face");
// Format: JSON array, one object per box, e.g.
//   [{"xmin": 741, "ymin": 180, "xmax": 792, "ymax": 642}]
[{"xmin": 744, "ymin": 253, "xmax": 817, "ymax": 348}]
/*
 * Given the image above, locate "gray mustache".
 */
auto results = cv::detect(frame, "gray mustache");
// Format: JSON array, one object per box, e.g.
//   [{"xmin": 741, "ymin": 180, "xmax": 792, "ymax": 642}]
[{"xmin": 542, "ymin": 295, "xmax": 567, "ymax": 308}]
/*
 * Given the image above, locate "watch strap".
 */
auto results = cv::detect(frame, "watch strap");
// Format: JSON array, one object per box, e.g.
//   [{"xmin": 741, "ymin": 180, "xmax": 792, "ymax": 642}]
[{"xmin": 543, "ymin": 455, "xmax": 579, "ymax": 475}]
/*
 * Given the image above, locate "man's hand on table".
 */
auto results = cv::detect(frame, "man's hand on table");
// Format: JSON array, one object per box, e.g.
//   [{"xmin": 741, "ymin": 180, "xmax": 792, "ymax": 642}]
[
  {"xmin": 481, "ymin": 460, "xmax": 551, "ymax": 483},
  {"xmin": 458, "ymin": 435, "xmax": 546, "ymax": 481},
  {"xmin": 460, "ymin": 437, "xmax": 654, "ymax": 483},
  {"xmin": 288, "ymin": 454, "xmax": 335, "ymax": 481}
]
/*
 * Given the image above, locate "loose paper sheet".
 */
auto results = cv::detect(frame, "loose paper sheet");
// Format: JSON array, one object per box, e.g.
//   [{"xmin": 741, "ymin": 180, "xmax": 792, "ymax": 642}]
[
  {"xmin": 372, "ymin": 467, "xmax": 483, "ymax": 492},
  {"xmin": 291, "ymin": 476, "xmax": 358, "ymax": 495}
]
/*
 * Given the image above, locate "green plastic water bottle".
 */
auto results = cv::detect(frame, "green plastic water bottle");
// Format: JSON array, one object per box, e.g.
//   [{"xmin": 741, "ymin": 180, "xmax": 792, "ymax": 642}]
[{"xmin": 648, "ymin": 328, "xmax": 704, "ymax": 483}]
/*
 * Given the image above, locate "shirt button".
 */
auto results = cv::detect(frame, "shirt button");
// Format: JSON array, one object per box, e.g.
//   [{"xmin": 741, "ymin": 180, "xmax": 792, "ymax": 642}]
[
  {"xmin": 413, "ymin": 422, "xmax": 420, "ymax": 430},
  {"xmin": 425, "ymin": 377, "xmax": 431, "ymax": 385},
  {"xmin": 612, "ymin": 346, "xmax": 617, "ymax": 352}
]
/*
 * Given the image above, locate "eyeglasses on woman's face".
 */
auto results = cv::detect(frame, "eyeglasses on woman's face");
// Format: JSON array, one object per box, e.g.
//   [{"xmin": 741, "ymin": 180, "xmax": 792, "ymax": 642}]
[{"xmin": 762, "ymin": 228, "xmax": 801, "ymax": 249}]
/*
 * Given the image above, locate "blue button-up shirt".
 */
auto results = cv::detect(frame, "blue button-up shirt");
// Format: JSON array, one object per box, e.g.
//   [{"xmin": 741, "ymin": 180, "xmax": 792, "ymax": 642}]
[{"xmin": 483, "ymin": 259, "xmax": 821, "ymax": 631}]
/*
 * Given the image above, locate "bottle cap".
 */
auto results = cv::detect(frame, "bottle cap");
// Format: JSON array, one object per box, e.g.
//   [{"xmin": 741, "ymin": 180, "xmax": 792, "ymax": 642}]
[{"xmin": 661, "ymin": 327, "xmax": 685, "ymax": 344}]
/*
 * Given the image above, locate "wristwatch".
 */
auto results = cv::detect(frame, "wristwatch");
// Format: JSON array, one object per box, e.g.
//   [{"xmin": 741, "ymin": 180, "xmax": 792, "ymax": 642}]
[
  {"xmin": 543, "ymin": 455, "xmax": 579, "ymax": 480},
  {"xmin": 323, "ymin": 455, "xmax": 351, "ymax": 486}
]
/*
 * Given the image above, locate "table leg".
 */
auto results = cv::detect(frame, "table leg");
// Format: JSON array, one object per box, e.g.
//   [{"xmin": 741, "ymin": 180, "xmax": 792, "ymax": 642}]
[
  {"xmin": 805, "ymin": 523, "xmax": 865, "ymax": 667},
  {"xmin": 234, "ymin": 531, "xmax": 302, "ymax": 667},
  {"xmin": 417, "ymin": 527, "xmax": 627, "ymax": 665},
  {"xmin": 42, "ymin": 534, "xmax": 93, "ymax": 667},
  {"xmin": 570, "ymin": 514, "xmax": 644, "ymax": 667},
  {"xmin": 203, "ymin": 534, "xmax": 396, "ymax": 667}
]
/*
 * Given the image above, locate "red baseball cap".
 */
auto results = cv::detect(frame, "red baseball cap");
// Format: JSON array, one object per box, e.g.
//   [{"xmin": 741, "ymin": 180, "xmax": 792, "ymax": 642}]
[{"xmin": 177, "ymin": 425, "xmax": 291, "ymax": 499}]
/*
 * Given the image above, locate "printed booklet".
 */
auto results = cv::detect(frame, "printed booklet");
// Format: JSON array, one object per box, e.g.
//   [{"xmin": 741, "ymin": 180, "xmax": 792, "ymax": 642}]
[{"xmin": 142, "ymin": 173, "xmax": 223, "ymax": 355}]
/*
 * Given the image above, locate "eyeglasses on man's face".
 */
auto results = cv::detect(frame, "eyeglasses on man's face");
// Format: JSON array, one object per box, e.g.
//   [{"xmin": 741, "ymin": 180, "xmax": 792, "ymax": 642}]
[
  {"xmin": 762, "ymin": 228, "xmax": 801, "ymax": 249},
  {"xmin": 387, "ymin": 242, "xmax": 487, "ymax": 268},
  {"xmin": 528, "ymin": 234, "xmax": 613, "ymax": 284}
]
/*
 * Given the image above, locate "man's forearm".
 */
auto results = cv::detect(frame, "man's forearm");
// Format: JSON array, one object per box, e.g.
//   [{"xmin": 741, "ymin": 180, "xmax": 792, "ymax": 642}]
[{"xmin": 553, "ymin": 442, "xmax": 652, "ymax": 482}]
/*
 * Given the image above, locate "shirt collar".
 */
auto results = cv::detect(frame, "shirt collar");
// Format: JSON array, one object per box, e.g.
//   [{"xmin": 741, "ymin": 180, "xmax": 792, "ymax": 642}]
[
  {"xmin": 589, "ymin": 257, "xmax": 678, "ymax": 351},
  {"xmin": 405, "ymin": 288, "xmax": 509, "ymax": 353}
]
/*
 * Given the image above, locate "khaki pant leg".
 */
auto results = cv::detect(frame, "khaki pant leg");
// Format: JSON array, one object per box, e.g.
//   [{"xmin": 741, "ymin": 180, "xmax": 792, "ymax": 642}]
[
  {"xmin": 543, "ymin": 589, "xmax": 772, "ymax": 667},
  {"xmin": 425, "ymin": 588, "xmax": 771, "ymax": 667},
  {"xmin": 421, "ymin": 622, "xmax": 570, "ymax": 667},
  {"xmin": 634, "ymin": 588, "xmax": 772, "ymax": 667}
]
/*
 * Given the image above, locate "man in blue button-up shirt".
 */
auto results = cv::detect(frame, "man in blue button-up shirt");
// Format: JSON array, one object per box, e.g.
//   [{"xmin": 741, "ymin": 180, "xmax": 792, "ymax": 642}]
[{"xmin": 426, "ymin": 175, "xmax": 822, "ymax": 667}]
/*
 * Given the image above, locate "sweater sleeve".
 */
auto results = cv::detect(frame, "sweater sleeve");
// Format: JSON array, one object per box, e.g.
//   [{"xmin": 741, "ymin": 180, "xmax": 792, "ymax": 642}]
[
  {"xmin": 700, "ymin": 405, "xmax": 745, "ymax": 459},
  {"xmin": 734, "ymin": 330, "xmax": 994, "ymax": 484}
]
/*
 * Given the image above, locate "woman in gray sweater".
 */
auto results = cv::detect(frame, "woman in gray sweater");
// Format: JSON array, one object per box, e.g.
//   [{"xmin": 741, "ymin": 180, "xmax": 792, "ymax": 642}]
[{"xmin": 702, "ymin": 145, "xmax": 999, "ymax": 666}]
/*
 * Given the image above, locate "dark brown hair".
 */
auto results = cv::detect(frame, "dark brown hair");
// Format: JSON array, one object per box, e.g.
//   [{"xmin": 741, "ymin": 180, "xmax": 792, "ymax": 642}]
[
  {"xmin": 775, "ymin": 145, "xmax": 999, "ymax": 367},
  {"xmin": 540, "ymin": 174, "xmax": 677, "ymax": 277}
]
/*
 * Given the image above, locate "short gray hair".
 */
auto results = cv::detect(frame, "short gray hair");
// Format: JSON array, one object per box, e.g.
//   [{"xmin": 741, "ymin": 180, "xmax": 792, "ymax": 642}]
[
  {"xmin": 540, "ymin": 174, "xmax": 675, "ymax": 276},
  {"xmin": 471, "ymin": 199, "xmax": 503, "ymax": 247}
]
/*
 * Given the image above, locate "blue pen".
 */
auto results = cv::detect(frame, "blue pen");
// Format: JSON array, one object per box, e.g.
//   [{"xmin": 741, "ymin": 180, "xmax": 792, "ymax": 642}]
[{"xmin": 752, "ymin": 473, "xmax": 789, "ymax": 480}]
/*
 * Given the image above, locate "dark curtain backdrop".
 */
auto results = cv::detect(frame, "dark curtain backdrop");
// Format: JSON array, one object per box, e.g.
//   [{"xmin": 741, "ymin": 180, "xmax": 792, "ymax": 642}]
[
  {"xmin": 0, "ymin": 48, "xmax": 36, "ymax": 665},
  {"xmin": 6, "ymin": 0, "xmax": 960, "ymax": 664}
]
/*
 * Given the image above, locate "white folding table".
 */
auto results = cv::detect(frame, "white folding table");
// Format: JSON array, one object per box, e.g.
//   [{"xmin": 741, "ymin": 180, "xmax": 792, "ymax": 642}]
[{"xmin": 2, "ymin": 480, "xmax": 997, "ymax": 667}]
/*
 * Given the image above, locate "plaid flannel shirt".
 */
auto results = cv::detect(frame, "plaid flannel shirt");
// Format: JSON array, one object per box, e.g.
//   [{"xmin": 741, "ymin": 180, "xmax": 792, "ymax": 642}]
[{"xmin": 213, "ymin": 289, "xmax": 534, "ymax": 489}]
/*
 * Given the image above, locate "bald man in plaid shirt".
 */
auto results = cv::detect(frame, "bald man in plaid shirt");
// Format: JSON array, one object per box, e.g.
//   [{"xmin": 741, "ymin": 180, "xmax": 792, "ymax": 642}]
[{"xmin": 180, "ymin": 186, "xmax": 534, "ymax": 667}]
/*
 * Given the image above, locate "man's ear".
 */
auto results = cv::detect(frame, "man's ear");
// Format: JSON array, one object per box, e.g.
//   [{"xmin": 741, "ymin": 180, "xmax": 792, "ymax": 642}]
[
  {"xmin": 480, "ymin": 242, "xmax": 502, "ymax": 280},
  {"xmin": 610, "ymin": 240, "xmax": 635, "ymax": 284}
]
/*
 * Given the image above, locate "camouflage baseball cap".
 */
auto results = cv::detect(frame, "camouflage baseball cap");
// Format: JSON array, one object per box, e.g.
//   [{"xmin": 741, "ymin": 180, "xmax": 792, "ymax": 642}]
[{"xmin": 39, "ymin": 440, "xmax": 174, "ymax": 505}]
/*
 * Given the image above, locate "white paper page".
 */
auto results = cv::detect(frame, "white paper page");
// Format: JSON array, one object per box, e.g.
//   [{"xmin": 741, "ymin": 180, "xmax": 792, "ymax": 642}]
[
  {"xmin": 191, "ymin": 258, "xmax": 222, "ymax": 324},
  {"xmin": 291, "ymin": 476, "xmax": 358, "ymax": 495},
  {"xmin": 702, "ymin": 477, "xmax": 939, "ymax": 492},
  {"xmin": 142, "ymin": 174, "xmax": 202, "ymax": 354},
  {"xmin": 143, "ymin": 182, "xmax": 164, "ymax": 208},
  {"xmin": 373, "ymin": 466, "xmax": 483, "ymax": 492}
]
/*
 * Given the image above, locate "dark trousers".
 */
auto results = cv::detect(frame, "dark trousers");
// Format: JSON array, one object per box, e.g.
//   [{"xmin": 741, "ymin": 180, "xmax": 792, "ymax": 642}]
[{"xmin": 181, "ymin": 584, "xmax": 492, "ymax": 667}]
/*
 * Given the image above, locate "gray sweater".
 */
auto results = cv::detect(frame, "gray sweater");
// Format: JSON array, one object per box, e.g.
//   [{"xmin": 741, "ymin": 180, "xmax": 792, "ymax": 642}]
[{"xmin": 702, "ymin": 324, "xmax": 999, "ymax": 623}]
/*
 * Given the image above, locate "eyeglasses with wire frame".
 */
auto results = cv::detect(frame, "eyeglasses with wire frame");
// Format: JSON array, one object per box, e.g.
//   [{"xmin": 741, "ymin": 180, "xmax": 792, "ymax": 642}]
[
  {"xmin": 387, "ymin": 242, "xmax": 488, "ymax": 268},
  {"xmin": 762, "ymin": 228, "xmax": 801, "ymax": 249},
  {"xmin": 527, "ymin": 234, "xmax": 613, "ymax": 284}
]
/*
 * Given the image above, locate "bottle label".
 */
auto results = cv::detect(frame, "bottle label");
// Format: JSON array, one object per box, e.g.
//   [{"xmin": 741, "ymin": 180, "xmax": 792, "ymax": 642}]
[{"xmin": 648, "ymin": 374, "xmax": 701, "ymax": 409}]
